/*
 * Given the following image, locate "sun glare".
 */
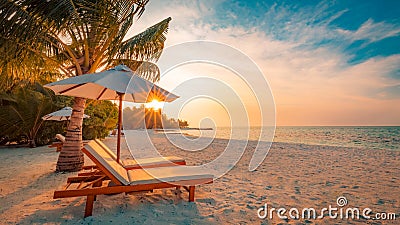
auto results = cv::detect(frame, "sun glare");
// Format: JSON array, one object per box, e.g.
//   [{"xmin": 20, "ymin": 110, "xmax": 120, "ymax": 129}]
[{"xmin": 146, "ymin": 99, "xmax": 163, "ymax": 110}]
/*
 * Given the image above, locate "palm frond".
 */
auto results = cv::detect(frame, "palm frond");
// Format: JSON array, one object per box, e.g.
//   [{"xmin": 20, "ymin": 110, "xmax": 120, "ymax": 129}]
[
  {"xmin": 0, "ymin": 0, "xmax": 169, "ymax": 93},
  {"xmin": 0, "ymin": 86, "xmax": 56, "ymax": 141},
  {"xmin": 116, "ymin": 17, "xmax": 171, "ymax": 62},
  {"xmin": 0, "ymin": 54, "xmax": 62, "ymax": 92},
  {"xmin": 107, "ymin": 59, "xmax": 160, "ymax": 82}
]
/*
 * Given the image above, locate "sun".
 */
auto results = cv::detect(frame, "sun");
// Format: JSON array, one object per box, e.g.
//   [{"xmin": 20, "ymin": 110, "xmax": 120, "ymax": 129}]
[{"xmin": 146, "ymin": 99, "xmax": 163, "ymax": 110}]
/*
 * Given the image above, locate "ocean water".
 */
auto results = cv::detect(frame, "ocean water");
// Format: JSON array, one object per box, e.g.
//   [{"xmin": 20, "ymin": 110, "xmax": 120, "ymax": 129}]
[{"xmin": 183, "ymin": 126, "xmax": 400, "ymax": 150}]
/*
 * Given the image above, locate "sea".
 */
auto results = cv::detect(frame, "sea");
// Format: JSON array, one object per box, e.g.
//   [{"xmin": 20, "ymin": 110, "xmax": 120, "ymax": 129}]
[{"xmin": 182, "ymin": 126, "xmax": 400, "ymax": 151}]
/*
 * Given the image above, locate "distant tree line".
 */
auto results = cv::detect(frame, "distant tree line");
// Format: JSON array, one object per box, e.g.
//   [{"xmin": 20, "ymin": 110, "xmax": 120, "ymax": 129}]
[{"xmin": 123, "ymin": 106, "xmax": 189, "ymax": 129}]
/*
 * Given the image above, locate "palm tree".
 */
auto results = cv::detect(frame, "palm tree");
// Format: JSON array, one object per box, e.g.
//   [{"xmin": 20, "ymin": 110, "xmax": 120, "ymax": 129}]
[
  {"xmin": 0, "ymin": 0, "xmax": 171, "ymax": 171},
  {"xmin": 0, "ymin": 84, "xmax": 58, "ymax": 148}
]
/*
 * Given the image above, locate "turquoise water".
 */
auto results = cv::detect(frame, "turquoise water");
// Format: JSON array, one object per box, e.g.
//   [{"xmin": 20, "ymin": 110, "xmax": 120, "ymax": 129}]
[{"xmin": 183, "ymin": 126, "xmax": 400, "ymax": 150}]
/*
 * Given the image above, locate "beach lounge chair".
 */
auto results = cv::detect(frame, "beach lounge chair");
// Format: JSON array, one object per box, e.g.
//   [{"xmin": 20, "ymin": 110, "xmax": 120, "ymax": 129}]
[
  {"xmin": 48, "ymin": 134, "xmax": 66, "ymax": 152},
  {"xmin": 54, "ymin": 140, "xmax": 213, "ymax": 218},
  {"xmin": 48, "ymin": 134, "xmax": 90, "ymax": 152},
  {"xmin": 110, "ymin": 129, "xmax": 117, "ymax": 136},
  {"xmin": 81, "ymin": 139, "xmax": 186, "ymax": 174}
]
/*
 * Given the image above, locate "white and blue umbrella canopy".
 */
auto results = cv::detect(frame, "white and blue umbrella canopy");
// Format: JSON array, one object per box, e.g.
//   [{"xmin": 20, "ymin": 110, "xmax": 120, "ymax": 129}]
[
  {"xmin": 44, "ymin": 64, "xmax": 179, "ymax": 162},
  {"xmin": 42, "ymin": 107, "xmax": 90, "ymax": 121},
  {"xmin": 44, "ymin": 65, "xmax": 179, "ymax": 103}
]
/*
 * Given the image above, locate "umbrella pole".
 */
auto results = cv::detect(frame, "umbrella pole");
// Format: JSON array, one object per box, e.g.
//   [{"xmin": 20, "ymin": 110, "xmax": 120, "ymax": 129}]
[{"xmin": 117, "ymin": 93, "xmax": 124, "ymax": 163}]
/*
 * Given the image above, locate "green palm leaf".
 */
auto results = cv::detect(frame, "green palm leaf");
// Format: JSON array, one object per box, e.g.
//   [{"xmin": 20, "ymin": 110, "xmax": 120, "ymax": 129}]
[
  {"xmin": 107, "ymin": 59, "xmax": 160, "ymax": 82},
  {"xmin": 117, "ymin": 17, "xmax": 171, "ymax": 62}
]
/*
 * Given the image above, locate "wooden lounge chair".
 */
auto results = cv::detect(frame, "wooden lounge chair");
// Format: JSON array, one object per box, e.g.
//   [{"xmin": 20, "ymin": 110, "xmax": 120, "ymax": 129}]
[
  {"xmin": 54, "ymin": 140, "xmax": 213, "ymax": 218},
  {"xmin": 81, "ymin": 139, "xmax": 186, "ymax": 175},
  {"xmin": 48, "ymin": 134, "xmax": 66, "ymax": 152},
  {"xmin": 49, "ymin": 134, "xmax": 91, "ymax": 152},
  {"xmin": 110, "ymin": 129, "xmax": 117, "ymax": 136}
]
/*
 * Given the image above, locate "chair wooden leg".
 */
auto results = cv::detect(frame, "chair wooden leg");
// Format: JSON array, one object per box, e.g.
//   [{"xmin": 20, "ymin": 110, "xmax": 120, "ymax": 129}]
[
  {"xmin": 84, "ymin": 195, "xmax": 95, "ymax": 218},
  {"xmin": 188, "ymin": 186, "xmax": 195, "ymax": 202},
  {"xmin": 93, "ymin": 180, "xmax": 102, "ymax": 201}
]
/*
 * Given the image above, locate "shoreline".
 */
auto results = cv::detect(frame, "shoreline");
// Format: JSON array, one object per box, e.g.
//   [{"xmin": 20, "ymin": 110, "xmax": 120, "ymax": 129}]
[
  {"xmin": 157, "ymin": 130, "xmax": 400, "ymax": 152},
  {"xmin": 156, "ymin": 126, "xmax": 400, "ymax": 151},
  {"xmin": 1, "ymin": 137, "xmax": 397, "ymax": 152}
]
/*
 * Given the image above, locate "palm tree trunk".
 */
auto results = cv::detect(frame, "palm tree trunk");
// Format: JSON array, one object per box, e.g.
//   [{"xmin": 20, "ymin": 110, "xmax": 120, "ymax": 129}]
[
  {"xmin": 56, "ymin": 97, "xmax": 86, "ymax": 172},
  {"xmin": 28, "ymin": 139, "xmax": 36, "ymax": 148}
]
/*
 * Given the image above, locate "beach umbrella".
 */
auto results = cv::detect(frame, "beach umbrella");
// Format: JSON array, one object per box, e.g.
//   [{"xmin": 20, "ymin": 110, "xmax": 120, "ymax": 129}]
[
  {"xmin": 42, "ymin": 107, "xmax": 90, "ymax": 121},
  {"xmin": 44, "ymin": 64, "xmax": 179, "ymax": 162}
]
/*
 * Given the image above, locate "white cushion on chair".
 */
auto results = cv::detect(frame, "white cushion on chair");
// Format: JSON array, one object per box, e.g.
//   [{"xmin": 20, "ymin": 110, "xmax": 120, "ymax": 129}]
[
  {"xmin": 85, "ymin": 141, "xmax": 130, "ymax": 185},
  {"xmin": 128, "ymin": 166, "xmax": 213, "ymax": 185}
]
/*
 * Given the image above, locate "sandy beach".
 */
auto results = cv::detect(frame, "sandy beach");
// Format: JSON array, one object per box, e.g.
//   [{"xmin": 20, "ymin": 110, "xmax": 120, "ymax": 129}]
[
  {"xmin": 0, "ymin": 133, "xmax": 399, "ymax": 224},
  {"xmin": 2, "ymin": 0, "xmax": 399, "ymax": 224}
]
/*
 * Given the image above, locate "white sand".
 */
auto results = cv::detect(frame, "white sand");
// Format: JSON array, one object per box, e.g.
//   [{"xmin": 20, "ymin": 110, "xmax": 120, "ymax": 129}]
[{"xmin": 0, "ymin": 132, "xmax": 399, "ymax": 224}]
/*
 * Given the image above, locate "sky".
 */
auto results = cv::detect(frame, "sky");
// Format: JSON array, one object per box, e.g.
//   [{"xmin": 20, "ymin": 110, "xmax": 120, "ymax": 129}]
[{"xmin": 127, "ymin": 0, "xmax": 400, "ymax": 127}]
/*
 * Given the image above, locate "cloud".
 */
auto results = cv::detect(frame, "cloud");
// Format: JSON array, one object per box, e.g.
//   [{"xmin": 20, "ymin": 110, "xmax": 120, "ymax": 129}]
[
  {"xmin": 127, "ymin": 0, "xmax": 400, "ymax": 126},
  {"xmin": 127, "ymin": 0, "xmax": 218, "ymax": 41},
  {"xmin": 337, "ymin": 18, "xmax": 400, "ymax": 44},
  {"xmin": 261, "ymin": 2, "xmax": 349, "ymax": 45}
]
